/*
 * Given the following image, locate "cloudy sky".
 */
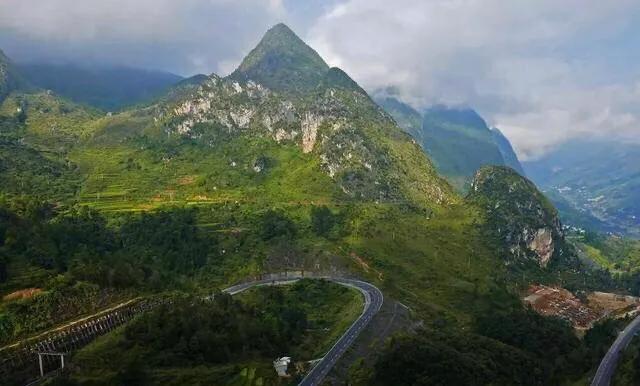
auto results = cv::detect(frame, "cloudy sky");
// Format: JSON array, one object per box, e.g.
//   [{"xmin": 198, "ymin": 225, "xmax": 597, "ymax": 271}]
[{"xmin": 1, "ymin": 0, "xmax": 639, "ymax": 159}]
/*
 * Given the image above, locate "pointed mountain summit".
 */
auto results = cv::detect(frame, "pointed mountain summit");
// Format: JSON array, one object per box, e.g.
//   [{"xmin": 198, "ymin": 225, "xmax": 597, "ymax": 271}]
[{"xmin": 230, "ymin": 23, "xmax": 329, "ymax": 94}]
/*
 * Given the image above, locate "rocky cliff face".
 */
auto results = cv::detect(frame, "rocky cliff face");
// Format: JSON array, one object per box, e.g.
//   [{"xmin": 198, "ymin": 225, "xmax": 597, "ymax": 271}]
[{"xmin": 469, "ymin": 166, "xmax": 564, "ymax": 267}]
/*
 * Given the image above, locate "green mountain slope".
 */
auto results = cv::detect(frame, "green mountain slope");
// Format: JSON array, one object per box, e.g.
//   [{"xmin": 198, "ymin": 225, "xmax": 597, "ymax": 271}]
[
  {"xmin": 0, "ymin": 25, "xmax": 494, "ymax": 327},
  {"xmin": 421, "ymin": 106, "xmax": 506, "ymax": 189},
  {"xmin": 17, "ymin": 63, "xmax": 183, "ymax": 111},
  {"xmin": 375, "ymin": 95, "xmax": 422, "ymax": 132},
  {"xmin": 376, "ymin": 96, "xmax": 524, "ymax": 190},
  {"xmin": 523, "ymin": 140, "xmax": 640, "ymax": 237},
  {"xmin": 0, "ymin": 92, "xmax": 99, "ymax": 200}
]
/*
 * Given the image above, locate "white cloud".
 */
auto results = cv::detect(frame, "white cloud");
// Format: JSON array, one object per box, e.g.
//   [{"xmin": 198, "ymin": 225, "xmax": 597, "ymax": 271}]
[
  {"xmin": 307, "ymin": 0, "xmax": 640, "ymax": 158},
  {"xmin": 0, "ymin": 0, "xmax": 287, "ymax": 75}
]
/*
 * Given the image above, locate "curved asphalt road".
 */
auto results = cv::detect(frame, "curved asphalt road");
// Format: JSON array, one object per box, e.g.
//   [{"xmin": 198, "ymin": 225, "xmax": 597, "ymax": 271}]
[
  {"xmin": 592, "ymin": 313, "xmax": 640, "ymax": 386},
  {"xmin": 221, "ymin": 274, "xmax": 384, "ymax": 386}
]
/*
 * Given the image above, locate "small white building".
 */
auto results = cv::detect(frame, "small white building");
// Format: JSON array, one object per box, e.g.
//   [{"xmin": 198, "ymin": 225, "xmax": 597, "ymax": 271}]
[{"xmin": 273, "ymin": 356, "xmax": 291, "ymax": 377}]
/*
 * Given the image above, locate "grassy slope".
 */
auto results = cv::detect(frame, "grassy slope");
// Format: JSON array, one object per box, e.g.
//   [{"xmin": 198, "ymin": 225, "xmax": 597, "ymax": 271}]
[
  {"xmin": 0, "ymin": 92, "xmax": 100, "ymax": 200},
  {"xmin": 0, "ymin": 92, "xmax": 100, "ymax": 150},
  {"xmin": 345, "ymin": 203, "xmax": 499, "ymax": 324},
  {"xmin": 577, "ymin": 234, "xmax": 640, "ymax": 273},
  {"xmin": 73, "ymin": 132, "xmax": 342, "ymax": 213},
  {"xmin": 421, "ymin": 111, "xmax": 505, "ymax": 191},
  {"xmin": 65, "ymin": 110, "xmax": 495, "ymax": 325}
]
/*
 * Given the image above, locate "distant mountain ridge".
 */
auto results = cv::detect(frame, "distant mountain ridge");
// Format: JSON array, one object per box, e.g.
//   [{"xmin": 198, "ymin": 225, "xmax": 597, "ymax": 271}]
[
  {"xmin": 376, "ymin": 95, "xmax": 525, "ymax": 190},
  {"xmin": 17, "ymin": 63, "xmax": 183, "ymax": 111}
]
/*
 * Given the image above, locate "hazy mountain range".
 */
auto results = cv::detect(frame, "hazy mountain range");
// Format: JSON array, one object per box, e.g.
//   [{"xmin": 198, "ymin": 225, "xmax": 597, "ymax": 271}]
[
  {"xmin": 524, "ymin": 140, "xmax": 640, "ymax": 237},
  {"xmin": 17, "ymin": 63, "xmax": 183, "ymax": 111}
]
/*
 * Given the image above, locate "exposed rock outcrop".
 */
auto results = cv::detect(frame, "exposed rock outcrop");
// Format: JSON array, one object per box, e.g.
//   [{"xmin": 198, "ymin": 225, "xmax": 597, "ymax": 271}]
[
  {"xmin": 301, "ymin": 112, "xmax": 322, "ymax": 153},
  {"xmin": 469, "ymin": 166, "xmax": 565, "ymax": 267},
  {"xmin": 527, "ymin": 228, "xmax": 554, "ymax": 267}
]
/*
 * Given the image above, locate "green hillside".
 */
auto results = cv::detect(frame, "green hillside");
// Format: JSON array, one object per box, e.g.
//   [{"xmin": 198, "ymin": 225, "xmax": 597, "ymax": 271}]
[{"xmin": 421, "ymin": 106, "xmax": 506, "ymax": 190}]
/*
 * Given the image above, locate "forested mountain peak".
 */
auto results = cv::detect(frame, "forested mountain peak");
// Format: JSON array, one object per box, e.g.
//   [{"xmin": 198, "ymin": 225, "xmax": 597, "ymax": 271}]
[{"xmin": 469, "ymin": 165, "xmax": 565, "ymax": 267}]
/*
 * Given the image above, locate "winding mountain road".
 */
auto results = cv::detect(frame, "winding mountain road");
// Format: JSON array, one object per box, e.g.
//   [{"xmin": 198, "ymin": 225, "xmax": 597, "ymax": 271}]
[
  {"xmin": 222, "ymin": 274, "xmax": 383, "ymax": 386},
  {"xmin": 591, "ymin": 314, "xmax": 640, "ymax": 386}
]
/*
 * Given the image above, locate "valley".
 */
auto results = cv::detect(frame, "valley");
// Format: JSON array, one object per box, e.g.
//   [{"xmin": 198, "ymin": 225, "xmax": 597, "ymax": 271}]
[{"xmin": 524, "ymin": 140, "xmax": 640, "ymax": 238}]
